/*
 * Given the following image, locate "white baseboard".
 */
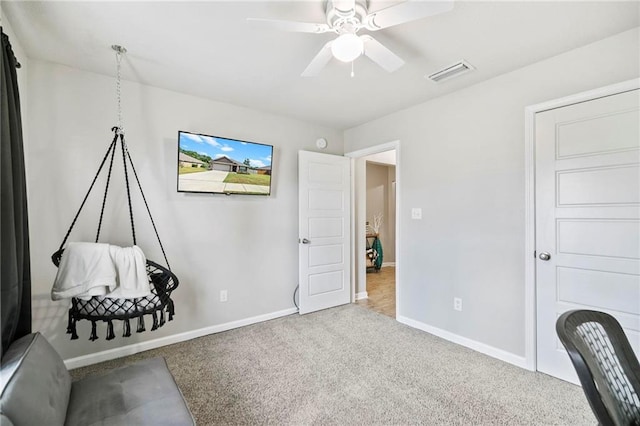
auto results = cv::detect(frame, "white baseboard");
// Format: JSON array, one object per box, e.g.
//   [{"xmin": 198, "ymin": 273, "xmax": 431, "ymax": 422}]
[
  {"xmin": 64, "ymin": 307, "xmax": 299, "ymax": 369},
  {"xmin": 382, "ymin": 262, "xmax": 396, "ymax": 267},
  {"xmin": 397, "ymin": 315, "xmax": 528, "ymax": 370},
  {"xmin": 355, "ymin": 291, "xmax": 368, "ymax": 300}
]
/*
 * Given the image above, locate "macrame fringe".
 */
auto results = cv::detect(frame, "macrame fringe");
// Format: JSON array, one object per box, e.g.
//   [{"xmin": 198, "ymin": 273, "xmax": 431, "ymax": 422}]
[
  {"xmin": 106, "ymin": 320, "xmax": 115, "ymax": 340},
  {"xmin": 137, "ymin": 315, "xmax": 146, "ymax": 333},
  {"xmin": 70, "ymin": 321, "xmax": 79, "ymax": 340},
  {"xmin": 168, "ymin": 300, "xmax": 175, "ymax": 321},
  {"xmin": 123, "ymin": 318, "xmax": 131, "ymax": 337},
  {"xmin": 90, "ymin": 321, "xmax": 98, "ymax": 341},
  {"xmin": 68, "ymin": 320, "xmax": 79, "ymax": 340},
  {"xmin": 70, "ymin": 323, "xmax": 79, "ymax": 340},
  {"xmin": 66, "ymin": 310, "xmax": 73, "ymax": 334},
  {"xmin": 151, "ymin": 311, "xmax": 159, "ymax": 331},
  {"xmin": 66, "ymin": 310, "xmax": 79, "ymax": 340},
  {"xmin": 60, "ymin": 263, "xmax": 177, "ymax": 342}
]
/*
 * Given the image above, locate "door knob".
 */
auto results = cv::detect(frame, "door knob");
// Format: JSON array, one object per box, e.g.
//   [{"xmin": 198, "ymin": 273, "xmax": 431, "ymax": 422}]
[
  {"xmin": 301, "ymin": 238, "xmax": 311, "ymax": 244},
  {"xmin": 539, "ymin": 252, "xmax": 551, "ymax": 261}
]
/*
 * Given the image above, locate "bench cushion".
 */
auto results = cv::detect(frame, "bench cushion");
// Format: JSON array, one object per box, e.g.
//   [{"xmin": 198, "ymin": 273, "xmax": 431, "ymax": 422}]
[
  {"xmin": 65, "ymin": 357, "xmax": 194, "ymax": 426},
  {"xmin": 0, "ymin": 333, "xmax": 71, "ymax": 426}
]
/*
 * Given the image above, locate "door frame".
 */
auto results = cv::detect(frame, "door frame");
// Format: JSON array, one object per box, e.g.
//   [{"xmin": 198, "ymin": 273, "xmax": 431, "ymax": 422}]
[
  {"xmin": 345, "ymin": 140, "xmax": 400, "ymax": 317},
  {"xmin": 523, "ymin": 78, "xmax": 639, "ymax": 371}
]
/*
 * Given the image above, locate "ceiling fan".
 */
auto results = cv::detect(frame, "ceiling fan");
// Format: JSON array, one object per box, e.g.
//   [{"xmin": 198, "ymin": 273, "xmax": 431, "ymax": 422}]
[{"xmin": 248, "ymin": 0, "xmax": 454, "ymax": 77}]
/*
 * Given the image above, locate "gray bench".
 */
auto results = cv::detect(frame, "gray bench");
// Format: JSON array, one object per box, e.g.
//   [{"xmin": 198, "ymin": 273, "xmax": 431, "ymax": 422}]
[{"xmin": 0, "ymin": 332, "xmax": 194, "ymax": 425}]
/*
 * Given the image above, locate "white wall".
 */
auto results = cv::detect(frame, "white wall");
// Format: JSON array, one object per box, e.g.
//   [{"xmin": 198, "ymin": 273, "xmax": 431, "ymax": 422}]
[
  {"xmin": 344, "ymin": 28, "xmax": 640, "ymax": 357},
  {"xmin": 26, "ymin": 59, "xmax": 343, "ymax": 361}
]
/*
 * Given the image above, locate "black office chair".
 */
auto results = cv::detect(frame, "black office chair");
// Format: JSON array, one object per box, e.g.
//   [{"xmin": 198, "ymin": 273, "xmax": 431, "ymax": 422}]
[{"xmin": 556, "ymin": 310, "xmax": 640, "ymax": 426}]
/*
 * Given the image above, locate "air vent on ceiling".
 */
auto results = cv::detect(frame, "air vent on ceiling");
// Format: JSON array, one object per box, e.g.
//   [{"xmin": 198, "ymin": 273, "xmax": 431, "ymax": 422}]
[{"xmin": 427, "ymin": 60, "xmax": 475, "ymax": 83}]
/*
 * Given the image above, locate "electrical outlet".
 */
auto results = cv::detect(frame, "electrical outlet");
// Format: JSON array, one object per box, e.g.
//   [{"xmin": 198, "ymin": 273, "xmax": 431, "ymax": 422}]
[
  {"xmin": 411, "ymin": 208, "xmax": 422, "ymax": 219},
  {"xmin": 220, "ymin": 290, "xmax": 228, "ymax": 302},
  {"xmin": 453, "ymin": 297, "xmax": 462, "ymax": 311}
]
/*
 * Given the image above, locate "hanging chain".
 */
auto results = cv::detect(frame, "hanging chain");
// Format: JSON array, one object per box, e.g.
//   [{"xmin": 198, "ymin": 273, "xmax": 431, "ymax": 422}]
[
  {"xmin": 116, "ymin": 51, "xmax": 123, "ymax": 135},
  {"xmin": 112, "ymin": 45, "xmax": 126, "ymax": 136},
  {"xmin": 111, "ymin": 46, "xmax": 136, "ymax": 246}
]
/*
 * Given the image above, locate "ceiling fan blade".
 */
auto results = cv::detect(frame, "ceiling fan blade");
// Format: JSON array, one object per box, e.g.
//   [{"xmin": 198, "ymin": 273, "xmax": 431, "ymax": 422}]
[
  {"xmin": 247, "ymin": 18, "xmax": 332, "ymax": 34},
  {"xmin": 301, "ymin": 41, "xmax": 334, "ymax": 77},
  {"xmin": 361, "ymin": 35, "xmax": 404, "ymax": 73},
  {"xmin": 363, "ymin": 0, "xmax": 454, "ymax": 31}
]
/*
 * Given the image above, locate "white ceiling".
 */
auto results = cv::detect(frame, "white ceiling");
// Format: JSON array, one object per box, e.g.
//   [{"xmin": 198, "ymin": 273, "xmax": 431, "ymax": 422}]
[{"xmin": 3, "ymin": 1, "xmax": 639, "ymax": 129}]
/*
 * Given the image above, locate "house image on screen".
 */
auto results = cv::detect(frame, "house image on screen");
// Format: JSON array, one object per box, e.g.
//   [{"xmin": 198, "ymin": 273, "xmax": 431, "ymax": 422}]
[
  {"xmin": 210, "ymin": 156, "xmax": 257, "ymax": 174},
  {"xmin": 178, "ymin": 152, "xmax": 206, "ymax": 168},
  {"xmin": 257, "ymin": 165, "xmax": 271, "ymax": 175}
]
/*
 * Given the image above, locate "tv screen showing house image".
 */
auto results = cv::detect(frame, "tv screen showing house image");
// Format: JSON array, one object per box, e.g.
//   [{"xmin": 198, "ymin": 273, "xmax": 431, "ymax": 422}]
[{"xmin": 177, "ymin": 131, "xmax": 273, "ymax": 195}]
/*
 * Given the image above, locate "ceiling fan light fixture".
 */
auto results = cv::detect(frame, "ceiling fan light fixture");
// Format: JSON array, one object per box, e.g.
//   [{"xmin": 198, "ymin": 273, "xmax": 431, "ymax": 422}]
[{"xmin": 331, "ymin": 33, "xmax": 363, "ymax": 62}]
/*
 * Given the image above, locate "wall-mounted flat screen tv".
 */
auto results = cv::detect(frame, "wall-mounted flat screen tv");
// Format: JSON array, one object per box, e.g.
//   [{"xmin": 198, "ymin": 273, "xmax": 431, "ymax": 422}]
[{"xmin": 177, "ymin": 130, "xmax": 273, "ymax": 196}]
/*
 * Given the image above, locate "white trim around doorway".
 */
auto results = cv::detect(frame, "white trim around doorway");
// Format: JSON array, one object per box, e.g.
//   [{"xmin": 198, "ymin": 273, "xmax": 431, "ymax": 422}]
[
  {"xmin": 523, "ymin": 78, "xmax": 639, "ymax": 371},
  {"xmin": 355, "ymin": 291, "xmax": 369, "ymax": 301},
  {"xmin": 345, "ymin": 140, "xmax": 400, "ymax": 318}
]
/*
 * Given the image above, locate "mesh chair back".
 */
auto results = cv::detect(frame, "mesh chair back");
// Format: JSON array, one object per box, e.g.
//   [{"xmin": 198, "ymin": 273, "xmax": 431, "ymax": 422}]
[{"xmin": 556, "ymin": 310, "xmax": 640, "ymax": 426}]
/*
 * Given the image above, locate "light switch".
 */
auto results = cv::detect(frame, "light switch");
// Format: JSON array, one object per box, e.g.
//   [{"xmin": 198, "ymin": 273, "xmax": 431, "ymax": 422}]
[{"xmin": 411, "ymin": 208, "xmax": 422, "ymax": 219}]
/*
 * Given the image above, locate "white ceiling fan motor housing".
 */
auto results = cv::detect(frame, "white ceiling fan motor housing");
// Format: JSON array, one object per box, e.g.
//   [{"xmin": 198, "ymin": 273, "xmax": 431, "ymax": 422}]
[{"xmin": 326, "ymin": 0, "xmax": 368, "ymax": 33}]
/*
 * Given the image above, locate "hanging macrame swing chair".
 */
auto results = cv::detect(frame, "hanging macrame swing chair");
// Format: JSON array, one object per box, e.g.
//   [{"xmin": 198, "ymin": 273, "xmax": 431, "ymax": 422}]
[{"xmin": 51, "ymin": 45, "xmax": 179, "ymax": 341}]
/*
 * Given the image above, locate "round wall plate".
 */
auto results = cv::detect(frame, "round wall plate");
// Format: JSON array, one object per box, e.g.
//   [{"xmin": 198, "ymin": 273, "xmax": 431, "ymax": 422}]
[{"xmin": 316, "ymin": 138, "xmax": 328, "ymax": 149}]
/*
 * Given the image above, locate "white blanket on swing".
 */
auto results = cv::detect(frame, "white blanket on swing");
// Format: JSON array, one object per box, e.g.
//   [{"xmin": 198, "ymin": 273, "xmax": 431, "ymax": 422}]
[{"xmin": 51, "ymin": 242, "xmax": 151, "ymax": 301}]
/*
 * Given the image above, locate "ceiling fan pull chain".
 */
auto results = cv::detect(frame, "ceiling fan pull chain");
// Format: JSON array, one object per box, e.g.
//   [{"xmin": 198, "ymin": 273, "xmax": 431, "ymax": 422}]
[{"xmin": 351, "ymin": 61, "xmax": 355, "ymax": 78}]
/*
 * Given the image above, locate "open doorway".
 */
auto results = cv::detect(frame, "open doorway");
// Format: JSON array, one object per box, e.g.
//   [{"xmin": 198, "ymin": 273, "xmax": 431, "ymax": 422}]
[{"xmin": 346, "ymin": 143, "xmax": 398, "ymax": 319}]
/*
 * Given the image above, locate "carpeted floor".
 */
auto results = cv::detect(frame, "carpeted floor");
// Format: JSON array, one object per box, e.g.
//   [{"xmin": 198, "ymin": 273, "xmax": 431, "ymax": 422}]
[{"xmin": 71, "ymin": 304, "xmax": 594, "ymax": 425}]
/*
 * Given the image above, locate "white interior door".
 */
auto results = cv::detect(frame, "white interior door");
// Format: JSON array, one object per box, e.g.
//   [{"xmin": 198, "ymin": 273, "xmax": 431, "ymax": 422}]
[
  {"xmin": 535, "ymin": 89, "xmax": 640, "ymax": 383},
  {"xmin": 298, "ymin": 150, "xmax": 351, "ymax": 314}
]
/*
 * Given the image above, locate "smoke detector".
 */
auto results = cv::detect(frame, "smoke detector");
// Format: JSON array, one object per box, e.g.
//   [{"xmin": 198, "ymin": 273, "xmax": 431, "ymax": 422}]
[{"xmin": 427, "ymin": 60, "xmax": 475, "ymax": 83}]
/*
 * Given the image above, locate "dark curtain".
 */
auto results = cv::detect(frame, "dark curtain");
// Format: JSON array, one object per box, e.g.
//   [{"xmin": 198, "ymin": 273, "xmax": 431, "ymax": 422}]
[{"xmin": 1, "ymin": 28, "xmax": 31, "ymax": 357}]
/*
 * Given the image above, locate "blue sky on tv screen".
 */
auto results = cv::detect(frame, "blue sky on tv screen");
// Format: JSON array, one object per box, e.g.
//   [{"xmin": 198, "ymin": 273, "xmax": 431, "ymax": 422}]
[{"xmin": 179, "ymin": 132, "xmax": 272, "ymax": 168}]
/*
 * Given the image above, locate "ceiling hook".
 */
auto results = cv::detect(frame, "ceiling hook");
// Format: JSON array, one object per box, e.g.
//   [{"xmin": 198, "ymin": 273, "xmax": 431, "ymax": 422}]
[{"xmin": 111, "ymin": 45, "xmax": 127, "ymax": 55}]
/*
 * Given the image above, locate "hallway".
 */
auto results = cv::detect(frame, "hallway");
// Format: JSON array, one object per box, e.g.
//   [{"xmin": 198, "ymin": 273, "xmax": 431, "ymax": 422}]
[{"xmin": 356, "ymin": 266, "xmax": 395, "ymax": 318}]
